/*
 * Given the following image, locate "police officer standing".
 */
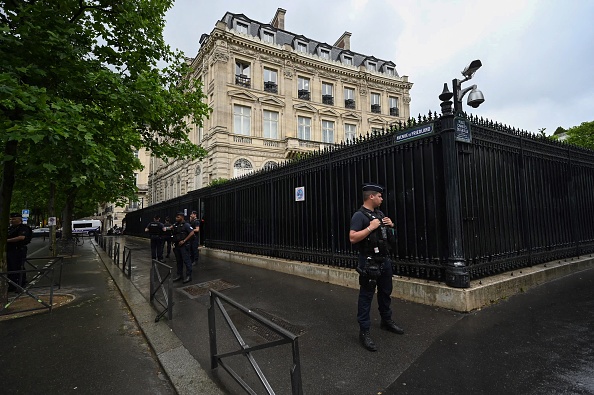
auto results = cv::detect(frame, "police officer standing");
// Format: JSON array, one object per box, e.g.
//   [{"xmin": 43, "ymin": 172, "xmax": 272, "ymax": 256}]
[
  {"xmin": 349, "ymin": 183, "xmax": 404, "ymax": 352},
  {"xmin": 170, "ymin": 212, "xmax": 194, "ymax": 284},
  {"xmin": 162, "ymin": 216, "xmax": 173, "ymax": 259},
  {"xmin": 189, "ymin": 210, "xmax": 200, "ymax": 265},
  {"xmin": 7, "ymin": 212, "xmax": 32, "ymax": 291},
  {"xmin": 145, "ymin": 215, "xmax": 165, "ymax": 262}
]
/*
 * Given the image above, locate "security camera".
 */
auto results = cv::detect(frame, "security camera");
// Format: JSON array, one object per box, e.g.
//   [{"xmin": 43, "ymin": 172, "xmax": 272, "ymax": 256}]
[
  {"xmin": 467, "ymin": 87, "xmax": 485, "ymax": 108},
  {"xmin": 461, "ymin": 59, "xmax": 482, "ymax": 79}
]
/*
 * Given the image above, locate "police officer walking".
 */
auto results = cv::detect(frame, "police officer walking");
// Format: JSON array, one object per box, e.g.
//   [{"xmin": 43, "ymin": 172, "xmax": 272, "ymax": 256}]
[
  {"xmin": 145, "ymin": 215, "xmax": 165, "ymax": 262},
  {"xmin": 7, "ymin": 213, "xmax": 33, "ymax": 292},
  {"xmin": 349, "ymin": 183, "xmax": 404, "ymax": 352},
  {"xmin": 189, "ymin": 210, "xmax": 200, "ymax": 265},
  {"xmin": 170, "ymin": 212, "xmax": 194, "ymax": 284}
]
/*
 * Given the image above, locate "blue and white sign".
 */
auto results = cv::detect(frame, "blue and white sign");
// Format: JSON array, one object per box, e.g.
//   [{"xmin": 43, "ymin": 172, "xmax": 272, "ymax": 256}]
[
  {"xmin": 394, "ymin": 124, "xmax": 434, "ymax": 143},
  {"xmin": 295, "ymin": 186, "xmax": 305, "ymax": 202},
  {"xmin": 455, "ymin": 118, "xmax": 472, "ymax": 143},
  {"xmin": 22, "ymin": 209, "xmax": 30, "ymax": 218}
]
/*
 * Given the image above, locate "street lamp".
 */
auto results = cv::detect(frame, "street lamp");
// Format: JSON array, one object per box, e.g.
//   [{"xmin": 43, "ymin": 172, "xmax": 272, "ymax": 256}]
[{"xmin": 439, "ymin": 59, "xmax": 485, "ymax": 114}]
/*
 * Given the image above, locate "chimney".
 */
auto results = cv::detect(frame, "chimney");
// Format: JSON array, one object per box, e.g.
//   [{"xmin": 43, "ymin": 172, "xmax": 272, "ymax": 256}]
[
  {"xmin": 271, "ymin": 8, "xmax": 286, "ymax": 30},
  {"xmin": 334, "ymin": 31, "xmax": 352, "ymax": 51}
]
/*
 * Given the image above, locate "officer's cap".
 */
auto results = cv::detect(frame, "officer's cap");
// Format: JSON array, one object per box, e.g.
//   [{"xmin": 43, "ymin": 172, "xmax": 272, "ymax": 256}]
[
  {"xmin": 175, "ymin": 211, "xmax": 185, "ymax": 217},
  {"xmin": 362, "ymin": 183, "xmax": 384, "ymax": 193},
  {"xmin": 10, "ymin": 212, "xmax": 22, "ymax": 218}
]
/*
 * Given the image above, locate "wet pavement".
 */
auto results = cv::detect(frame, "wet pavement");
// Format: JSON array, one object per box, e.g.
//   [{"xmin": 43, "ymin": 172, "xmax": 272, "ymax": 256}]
[
  {"xmin": 103, "ymin": 236, "xmax": 594, "ymax": 395},
  {"xmin": 3, "ymin": 236, "xmax": 593, "ymax": 394}
]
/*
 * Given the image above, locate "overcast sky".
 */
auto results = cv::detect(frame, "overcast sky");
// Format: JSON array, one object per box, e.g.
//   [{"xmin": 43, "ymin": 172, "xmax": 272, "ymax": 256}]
[{"xmin": 164, "ymin": 0, "xmax": 593, "ymax": 135}]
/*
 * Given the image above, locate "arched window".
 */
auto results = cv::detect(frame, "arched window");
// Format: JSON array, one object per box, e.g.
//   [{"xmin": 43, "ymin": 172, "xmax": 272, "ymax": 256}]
[
  {"xmin": 263, "ymin": 161, "xmax": 279, "ymax": 171},
  {"xmin": 233, "ymin": 158, "xmax": 253, "ymax": 178},
  {"xmin": 195, "ymin": 166, "xmax": 203, "ymax": 190}
]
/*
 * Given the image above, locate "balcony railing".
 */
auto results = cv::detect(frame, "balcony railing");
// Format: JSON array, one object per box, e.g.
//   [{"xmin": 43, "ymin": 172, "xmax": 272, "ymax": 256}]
[
  {"xmin": 235, "ymin": 74, "xmax": 251, "ymax": 88},
  {"xmin": 322, "ymin": 95, "xmax": 334, "ymax": 105},
  {"xmin": 298, "ymin": 90, "xmax": 310, "ymax": 101},
  {"xmin": 345, "ymin": 99, "xmax": 355, "ymax": 109},
  {"xmin": 390, "ymin": 107, "xmax": 399, "ymax": 117},
  {"xmin": 371, "ymin": 104, "xmax": 381, "ymax": 114},
  {"xmin": 264, "ymin": 81, "xmax": 278, "ymax": 93}
]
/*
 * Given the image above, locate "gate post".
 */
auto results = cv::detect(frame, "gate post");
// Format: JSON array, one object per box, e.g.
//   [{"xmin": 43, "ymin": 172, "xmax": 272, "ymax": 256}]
[{"xmin": 439, "ymin": 113, "xmax": 470, "ymax": 288}]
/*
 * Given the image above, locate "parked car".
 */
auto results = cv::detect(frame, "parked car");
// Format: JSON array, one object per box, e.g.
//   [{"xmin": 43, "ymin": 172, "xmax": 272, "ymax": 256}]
[{"xmin": 32, "ymin": 227, "xmax": 62, "ymax": 238}]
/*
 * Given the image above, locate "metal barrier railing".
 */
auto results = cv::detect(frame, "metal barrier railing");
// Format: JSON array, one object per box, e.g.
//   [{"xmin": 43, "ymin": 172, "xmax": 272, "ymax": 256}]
[
  {"xmin": 122, "ymin": 246, "xmax": 132, "ymax": 277},
  {"xmin": 107, "ymin": 238, "xmax": 113, "ymax": 257},
  {"xmin": 208, "ymin": 289, "xmax": 303, "ymax": 395},
  {"xmin": 24, "ymin": 256, "xmax": 64, "ymax": 289},
  {"xmin": 113, "ymin": 242, "xmax": 120, "ymax": 266},
  {"xmin": 149, "ymin": 259, "xmax": 173, "ymax": 322},
  {"xmin": 0, "ymin": 267, "xmax": 55, "ymax": 316}
]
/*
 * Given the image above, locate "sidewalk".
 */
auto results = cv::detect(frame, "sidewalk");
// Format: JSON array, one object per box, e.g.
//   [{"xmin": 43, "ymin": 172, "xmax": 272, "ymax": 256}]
[
  {"xmin": 3, "ymin": 236, "xmax": 593, "ymax": 394},
  {"xmin": 96, "ymin": 236, "xmax": 594, "ymax": 395},
  {"xmin": 0, "ymin": 239, "xmax": 174, "ymax": 394}
]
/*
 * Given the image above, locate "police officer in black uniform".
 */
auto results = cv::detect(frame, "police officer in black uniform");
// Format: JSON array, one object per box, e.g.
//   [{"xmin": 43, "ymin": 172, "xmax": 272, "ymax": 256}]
[
  {"xmin": 170, "ymin": 211, "xmax": 194, "ymax": 284},
  {"xmin": 349, "ymin": 183, "xmax": 404, "ymax": 352},
  {"xmin": 189, "ymin": 210, "xmax": 200, "ymax": 265},
  {"xmin": 162, "ymin": 216, "xmax": 173, "ymax": 258},
  {"xmin": 145, "ymin": 215, "xmax": 165, "ymax": 262},
  {"xmin": 7, "ymin": 212, "xmax": 32, "ymax": 291}
]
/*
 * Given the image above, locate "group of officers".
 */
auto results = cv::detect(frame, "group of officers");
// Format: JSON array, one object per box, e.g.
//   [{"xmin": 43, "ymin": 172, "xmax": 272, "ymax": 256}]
[
  {"xmin": 140, "ymin": 182, "xmax": 403, "ymax": 352},
  {"xmin": 145, "ymin": 210, "xmax": 201, "ymax": 284}
]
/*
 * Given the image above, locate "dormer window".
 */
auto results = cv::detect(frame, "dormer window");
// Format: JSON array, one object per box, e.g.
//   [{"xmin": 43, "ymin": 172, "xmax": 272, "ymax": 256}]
[
  {"xmin": 262, "ymin": 30, "xmax": 275, "ymax": 44},
  {"xmin": 235, "ymin": 21, "xmax": 249, "ymax": 35},
  {"xmin": 320, "ymin": 49, "xmax": 330, "ymax": 59},
  {"xmin": 342, "ymin": 55, "xmax": 353, "ymax": 65},
  {"xmin": 367, "ymin": 61, "xmax": 377, "ymax": 71},
  {"xmin": 385, "ymin": 66, "xmax": 395, "ymax": 76},
  {"xmin": 296, "ymin": 41, "xmax": 307, "ymax": 53}
]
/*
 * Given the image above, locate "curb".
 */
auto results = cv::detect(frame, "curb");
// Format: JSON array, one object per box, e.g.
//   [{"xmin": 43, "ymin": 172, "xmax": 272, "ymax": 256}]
[{"xmin": 92, "ymin": 241, "xmax": 225, "ymax": 395}]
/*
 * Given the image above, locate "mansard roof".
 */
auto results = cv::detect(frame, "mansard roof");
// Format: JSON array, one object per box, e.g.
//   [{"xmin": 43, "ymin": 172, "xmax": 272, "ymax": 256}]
[{"xmin": 217, "ymin": 11, "xmax": 399, "ymax": 76}]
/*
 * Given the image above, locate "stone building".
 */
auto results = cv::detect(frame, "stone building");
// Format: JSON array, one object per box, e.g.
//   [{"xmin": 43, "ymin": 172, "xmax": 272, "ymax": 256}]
[{"xmin": 147, "ymin": 8, "xmax": 413, "ymax": 205}]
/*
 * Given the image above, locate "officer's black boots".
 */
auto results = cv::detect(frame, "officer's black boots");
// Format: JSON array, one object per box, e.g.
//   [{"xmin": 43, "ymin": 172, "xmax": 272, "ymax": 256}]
[
  {"xmin": 173, "ymin": 276, "xmax": 183, "ymax": 282},
  {"xmin": 359, "ymin": 331, "xmax": 377, "ymax": 352},
  {"xmin": 183, "ymin": 276, "xmax": 192, "ymax": 284},
  {"xmin": 380, "ymin": 319, "xmax": 405, "ymax": 335}
]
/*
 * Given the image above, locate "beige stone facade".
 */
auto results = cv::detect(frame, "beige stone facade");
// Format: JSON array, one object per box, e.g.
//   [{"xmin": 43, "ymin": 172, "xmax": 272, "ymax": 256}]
[{"xmin": 147, "ymin": 9, "xmax": 413, "ymax": 206}]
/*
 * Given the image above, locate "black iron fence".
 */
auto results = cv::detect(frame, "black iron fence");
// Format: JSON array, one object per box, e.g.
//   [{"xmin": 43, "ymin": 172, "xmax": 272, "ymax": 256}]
[{"xmin": 125, "ymin": 112, "xmax": 594, "ymax": 287}]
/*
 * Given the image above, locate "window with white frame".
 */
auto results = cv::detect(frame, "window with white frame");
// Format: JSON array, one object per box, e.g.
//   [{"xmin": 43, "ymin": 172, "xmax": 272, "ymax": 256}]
[
  {"xmin": 263, "ymin": 68, "xmax": 278, "ymax": 93},
  {"xmin": 298, "ymin": 76, "xmax": 310, "ymax": 100},
  {"xmin": 320, "ymin": 49, "xmax": 330, "ymax": 59},
  {"xmin": 233, "ymin": 105, "xmax": 251, "ymax": 135},
  {"xmin": 233, "ymin": 158, "xmax": 253, "ymax": 178},
  {"xmin": 297, "ymin": 41, "xmax": 307, "ymax": 53},
  {"xmin": 263, "ymin": 161, "xmax": 279, "ymax": 170},
  {"xmin": 389, "ymin": 96, "xmax": 399, "ymax": 116},
  {"xmin": 297, "ymin": 116, "xmax": 311, "ymax": 140},
  {"xmin": 385, "ymin": 66, "xmax": 395, "ymax": 76},
  {"xmin": 322, "ymin": 82, "xmax": 333, "ymax": 105},
  {"xmin": 371, "ymin": 93, "xmax": 381, "ymax": 113},
  {"xmin": 236, "ymin": 21, "xmax": 248, "ymax": 34},
  {"xmin": 367, "ymin": 61, "xmax": 377, "ymax": 71},
  {"xmin": 262, "ymin": 31, "xmax": 274, "ymax": 43},
  {"xmin": 344, "ymin": 87, "xmax": 355, "ymax": 100},
  {"xmin": 235, "ymin": 60, "xmax": 251, "ymax": 87},
  {"xmin": 345, "ymin": 123, "xmax": 357, "ymax": 141},
  {"xmin": 322, "ymin": 120, "xmax": 335, "ymax": 143},
  {"xmin": 263, "ymin": 110, "xmax": 279, "ymax": 139},
  {"xmin": 343, "ymin": 56, "xmax": 353, "ymax": 65}
]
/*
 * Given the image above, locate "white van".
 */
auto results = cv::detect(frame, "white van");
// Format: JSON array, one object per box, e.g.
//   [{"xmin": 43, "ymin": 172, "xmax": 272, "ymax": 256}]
[{"xmin": 71, "ymin": 219, "xmax": 102, "ymax": 236}]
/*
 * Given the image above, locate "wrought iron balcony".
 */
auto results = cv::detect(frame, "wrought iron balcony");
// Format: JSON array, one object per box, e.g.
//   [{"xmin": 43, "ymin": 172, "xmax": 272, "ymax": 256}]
[
  {"xmin": 390, "ymin": 107, "xmax": 399, "ymax": 117},
  {"xmin": 235, "ymin": 74, "xmax": 251, "ymax": 88},
  {"xmin": 298, "ymin": 89, "xmax": 310, "ymax": 100},
  {"xmin": 345, "ymin": 99, "xmax": 355, "ymax": 109},
  {"xmin": 264, "ymin": 81, "xmax": 278, "ymax": 93},
  {"xmin": 322, "ymin": 95, "xmax": 334, "ymax": 105},
  {"xmin": 371, "ymin": 104, "xmax": 381, "ymax": 114}
]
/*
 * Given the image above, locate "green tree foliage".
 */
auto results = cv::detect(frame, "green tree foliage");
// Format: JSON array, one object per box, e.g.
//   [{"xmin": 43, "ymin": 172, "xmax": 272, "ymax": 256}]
[
  {"xmin": 0, "ymin": 0, "xmax": 211, "ymax": 299},
  {"xmin": 565, "ymin": 121, "xmax": 594, "ymax": 150}
]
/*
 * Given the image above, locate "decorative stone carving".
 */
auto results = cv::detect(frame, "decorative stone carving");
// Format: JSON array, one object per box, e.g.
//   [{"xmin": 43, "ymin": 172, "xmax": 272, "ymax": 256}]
[
  {"xmin": 211, "ymin": 50, "xmax": 229, "ymax": 64},
  {"xmin": 403, "ymin": 96, "xmax": 412, "ymax": 104}
]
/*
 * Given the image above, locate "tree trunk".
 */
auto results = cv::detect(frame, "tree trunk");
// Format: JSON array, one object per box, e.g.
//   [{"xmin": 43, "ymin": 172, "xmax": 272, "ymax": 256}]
[
  {"xmin": 61, "ymin": 187, "xmax": 77, "ymax": 240},
  {"xmin": 0, "ymin": 140, "xmax": 19, "ymax": 304},
  {"xmin": 48, "ymin": 182, "xmax": 56, "ymax": 257}
]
